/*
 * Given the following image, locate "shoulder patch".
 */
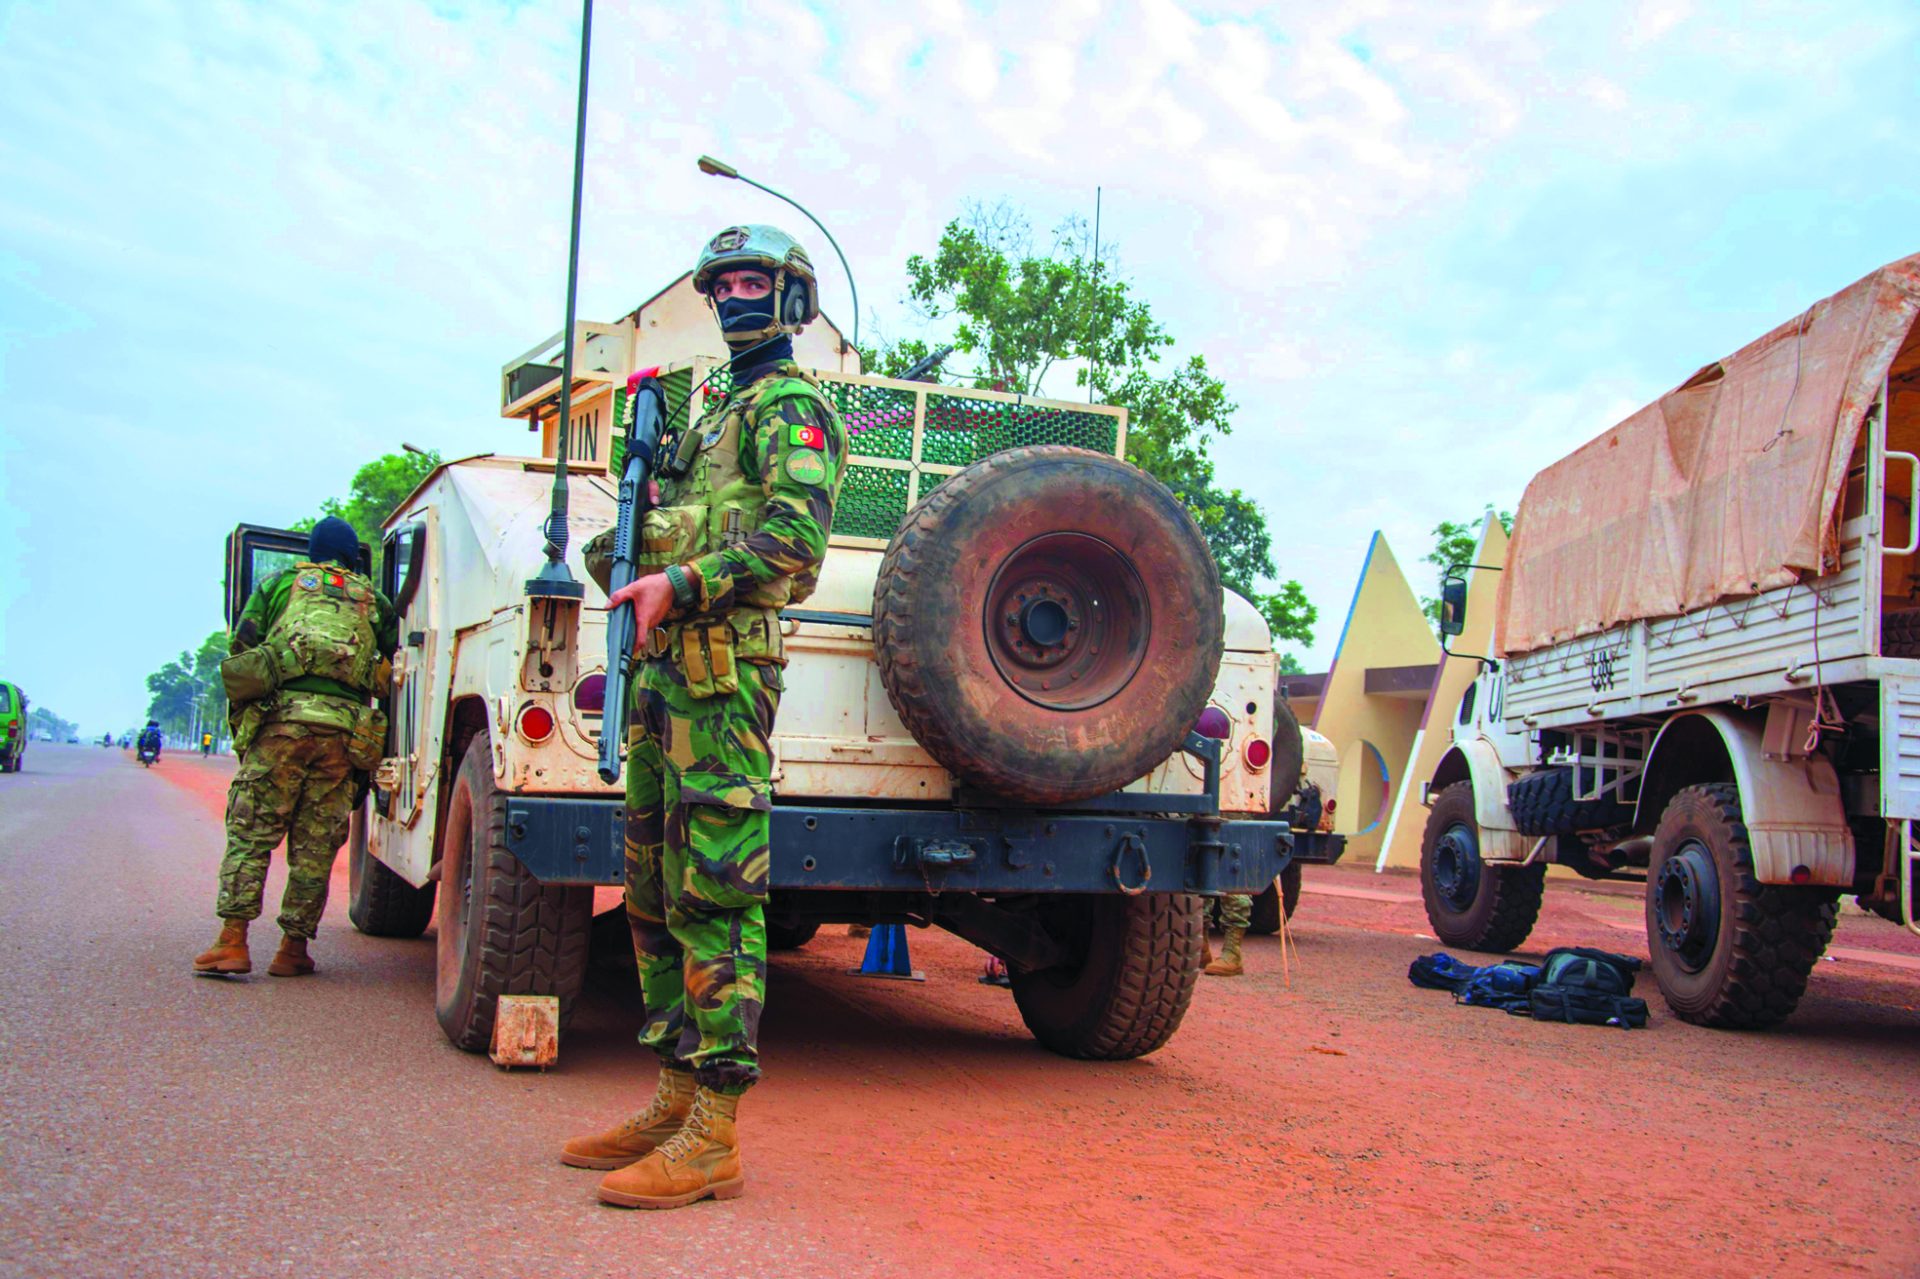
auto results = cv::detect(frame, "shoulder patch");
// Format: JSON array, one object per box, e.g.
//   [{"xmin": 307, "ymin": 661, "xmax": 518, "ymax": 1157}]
[
  {"xmin": 784, "ymin": 449, "xmax": 828, "ymax": 486},
  {"xmin": 788, "ymin": 421, "xmax": 826, "ymax": 450},
  {"xmin": 296, "ymin": 572, "xmax": 320, "ymax": 591}
]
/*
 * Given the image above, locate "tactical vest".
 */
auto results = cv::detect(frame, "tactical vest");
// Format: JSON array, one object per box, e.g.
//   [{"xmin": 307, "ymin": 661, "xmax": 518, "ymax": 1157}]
[
  {"xmin": 637, "ymin": 368, "xmax": 839, "ymax": 664},
  {"xmin": 271, "ymin": 561, "xmax": 381, "ymax": 694}
]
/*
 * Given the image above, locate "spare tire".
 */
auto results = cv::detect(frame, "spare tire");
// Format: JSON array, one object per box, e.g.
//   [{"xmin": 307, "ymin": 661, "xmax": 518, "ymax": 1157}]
[
  {"xmin": 1269, "ymin": 697, "xmax": 1306, "ymax": 814},
  {"xmin": 1508, "ymin": 766, "xmax": 1632, "ymax": 837},
  {"xmin": 874, "ymin": 445, "xmax": 1223, "ymax": 805}
]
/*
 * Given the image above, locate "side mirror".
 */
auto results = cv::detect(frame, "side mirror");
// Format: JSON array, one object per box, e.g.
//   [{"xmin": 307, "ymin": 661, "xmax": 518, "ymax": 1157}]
[
  {"xmin": 1439, "ymin": 575, "xmax": 1468, "ymax": 637},
  {"xmin": 384, "ymin": 521, "xmax": 427, "ymax": 616}
]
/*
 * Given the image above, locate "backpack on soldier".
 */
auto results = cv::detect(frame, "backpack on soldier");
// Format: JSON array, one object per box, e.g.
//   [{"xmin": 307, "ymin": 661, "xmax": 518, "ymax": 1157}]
[{"xmin": 270, "ymin": 561, "xmax": 381, "ymax": 692}]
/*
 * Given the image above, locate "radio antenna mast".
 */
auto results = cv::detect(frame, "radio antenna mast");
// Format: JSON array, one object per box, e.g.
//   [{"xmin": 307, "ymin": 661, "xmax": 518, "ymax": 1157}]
[{"xmin": 527, "ymin": 0, "xmax": 593, "ymax": 601}]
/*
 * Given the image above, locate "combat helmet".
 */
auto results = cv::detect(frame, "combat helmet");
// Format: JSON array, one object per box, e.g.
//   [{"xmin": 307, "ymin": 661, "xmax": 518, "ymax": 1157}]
[{"xmin": 693, "ymin": 224, "xmax": 820, "ymax": 341}]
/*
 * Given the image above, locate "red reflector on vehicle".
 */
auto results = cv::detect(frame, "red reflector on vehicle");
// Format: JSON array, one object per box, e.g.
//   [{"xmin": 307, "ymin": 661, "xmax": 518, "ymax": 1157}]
[
  {"xmin": 518, "ymin": 703, "xmax": 556, "ymax": 743},
  {"xmin": 1789, "ymin": 864, "xmax": 1812, "ymax": 884},
  {"xmin": 1195, "ymin": 707, "xmax": 1232, "ymax": 740},
  {"xmin": 573, "ymin": 674, "xmax": 607, "ymax": 714},
  {"xmin": 1244, "ymin": 737, "xmax": 1272, "ymax": 770}
]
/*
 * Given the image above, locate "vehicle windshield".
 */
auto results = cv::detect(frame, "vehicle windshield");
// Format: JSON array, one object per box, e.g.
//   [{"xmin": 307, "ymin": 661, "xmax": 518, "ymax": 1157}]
[{"xmin": 255, "ymin": 546, "xmax": 305, "ymax": 587}]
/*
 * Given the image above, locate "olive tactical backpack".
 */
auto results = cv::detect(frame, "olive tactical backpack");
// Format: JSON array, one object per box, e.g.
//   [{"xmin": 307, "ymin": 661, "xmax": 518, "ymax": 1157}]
[{"xmin": 272, "ymin": 561, "xmax": 381, "ymax": 693}]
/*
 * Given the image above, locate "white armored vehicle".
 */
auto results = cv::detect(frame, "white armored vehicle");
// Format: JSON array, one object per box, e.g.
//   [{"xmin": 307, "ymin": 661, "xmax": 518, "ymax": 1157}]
[
  {"xmin": 226, "ymin": 276, "xmax": 1321, "ymax": 1059},
  {"xmin": 1422, "ymin": 253, "xmax": 1920, "ymax": 1028}
]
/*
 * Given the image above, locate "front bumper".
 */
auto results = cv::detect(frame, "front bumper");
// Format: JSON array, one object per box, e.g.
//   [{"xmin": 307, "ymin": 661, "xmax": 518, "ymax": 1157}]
[
  {"xmin": 504, "ymin": 796, "xmax": 1291, "ymax": 895},
  {"xmin": 1290, "ymin": 829, "xmax": 1347, "ymax": 866}
]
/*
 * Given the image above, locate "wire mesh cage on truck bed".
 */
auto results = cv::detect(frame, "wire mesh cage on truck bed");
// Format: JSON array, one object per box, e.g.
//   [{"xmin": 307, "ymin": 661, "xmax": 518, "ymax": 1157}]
[{"xmin": 628, "ymin": 358, "xmax": 1129, "ymax": 545}]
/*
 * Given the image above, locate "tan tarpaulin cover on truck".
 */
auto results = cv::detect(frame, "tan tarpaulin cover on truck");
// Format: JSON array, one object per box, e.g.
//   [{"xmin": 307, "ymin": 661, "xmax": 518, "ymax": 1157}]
[{"xmin": 1498, "ymin": 254, "xmax": 1920, "ymax": 656}]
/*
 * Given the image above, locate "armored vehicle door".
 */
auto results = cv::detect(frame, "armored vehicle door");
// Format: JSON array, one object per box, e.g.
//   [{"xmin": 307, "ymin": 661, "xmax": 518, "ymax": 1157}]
[
  {"xmin": 223, "ymin": 524, "xmax": 372, "ymax": 626},
  {"xmin": 377, "ymin": 518, "xmax": 433, "ymax": 838}
]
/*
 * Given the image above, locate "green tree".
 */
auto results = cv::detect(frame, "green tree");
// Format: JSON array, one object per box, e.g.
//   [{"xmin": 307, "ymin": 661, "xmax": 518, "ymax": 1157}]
[
  {"xmin": 145, "ymin": 630, "xmax": 229, "ymax": 740},
  {"xmin": 292, "ymin": 449, "xmax": 441, "ymax": 580},
  {"xmin": 873, "ymin": 204, "xmax": 1315, "ymax": 652},
  {"xmin": 27, "ymin": 706, "xmax": 77, "ymax": 740},
  {"xmin": 1421, "ymin": 505, "xmax": 1513, "ymax": 628}
]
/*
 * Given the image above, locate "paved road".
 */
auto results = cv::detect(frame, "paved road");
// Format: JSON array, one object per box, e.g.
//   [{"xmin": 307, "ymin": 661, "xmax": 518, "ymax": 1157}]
[{"xmin": 3, "ymin": 743, "xmax": 1919, "ymax": 1279}]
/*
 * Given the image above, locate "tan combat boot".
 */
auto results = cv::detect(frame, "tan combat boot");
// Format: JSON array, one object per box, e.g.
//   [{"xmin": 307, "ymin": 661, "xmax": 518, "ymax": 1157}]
[
  {"xmin": 267, "ymin": 935, "xmax": 316, "ymax": 977},
  {"xmin": 1201, "ymin": 935, "xmax": 1215, "ymax": 968},
  {"xmin": 1204, "ymin": 927, "xmax": 1245, "ymax": 977},
  {"xmin": 562, "ymin": 1070, "xmax": 697, "ymax": 1171},
  {"xmin": 596, "ymin": 1085, "xmax": 744, "ymax": 1209},
  {"xmin": 192, "ymin": 920, "xmax": 251, "ymax": 976}
]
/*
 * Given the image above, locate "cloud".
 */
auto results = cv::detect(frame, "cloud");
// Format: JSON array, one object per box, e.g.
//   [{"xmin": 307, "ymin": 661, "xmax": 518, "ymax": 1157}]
[{"xmin": 1, "ymin": 0, "xmax": 1916, "ymax": 730}]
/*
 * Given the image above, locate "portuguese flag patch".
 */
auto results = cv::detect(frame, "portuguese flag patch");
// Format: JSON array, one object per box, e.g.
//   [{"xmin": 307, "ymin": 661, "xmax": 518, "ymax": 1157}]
[{"xmin": 788, "ymin": 422, "xmax": 826, "ymax": 450}]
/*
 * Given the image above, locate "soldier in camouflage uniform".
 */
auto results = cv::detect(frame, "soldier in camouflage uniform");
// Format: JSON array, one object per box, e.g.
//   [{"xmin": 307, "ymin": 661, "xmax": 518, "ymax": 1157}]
[
  {"xmin": 1204, "ymin": 892, "xmax": 1252, "ymax": 977},
  {"xmin": 192, "ymin": 516, "xmax": 396, "ymax": 979},
  {"xmin": 564, "ymin": 225, "xmax": 846, "ymax": 1211}
]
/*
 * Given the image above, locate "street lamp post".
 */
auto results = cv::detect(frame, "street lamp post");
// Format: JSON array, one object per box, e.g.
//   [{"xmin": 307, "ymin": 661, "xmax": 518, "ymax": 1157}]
[{"xmin": 696, "ymin": 155, "xmax": 859, "ymax": 357}]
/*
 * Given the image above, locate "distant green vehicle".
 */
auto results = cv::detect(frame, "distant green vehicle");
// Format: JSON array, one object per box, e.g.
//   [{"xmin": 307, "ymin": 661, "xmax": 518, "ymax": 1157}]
[{"xmin": 0, "ymin": 680, "xmax": 28, "ymax": 773}]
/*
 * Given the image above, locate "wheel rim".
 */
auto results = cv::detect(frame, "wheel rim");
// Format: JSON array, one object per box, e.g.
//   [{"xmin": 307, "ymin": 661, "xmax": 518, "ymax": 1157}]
[
  {"xmin": 1431, "ymin": 821, "xmax": 1482, "ymax": 912},
  {"xmin": 984, "ymin": 533, "xmax": 1149, "ymax": 711},
  {"xmin": 1655, "ymin": 839, "xmax": 1721, "ymax": 972}
]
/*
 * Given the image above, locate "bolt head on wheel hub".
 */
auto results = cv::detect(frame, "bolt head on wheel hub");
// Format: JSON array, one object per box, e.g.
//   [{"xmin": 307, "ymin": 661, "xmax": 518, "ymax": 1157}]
[
  {"xmin": 1432, "ymin": 822, "xmax": 1481, "ymax": 911},
  {"xmin": 1656, "ymin": 840, "xmax": 1721, "ymax": 972}
]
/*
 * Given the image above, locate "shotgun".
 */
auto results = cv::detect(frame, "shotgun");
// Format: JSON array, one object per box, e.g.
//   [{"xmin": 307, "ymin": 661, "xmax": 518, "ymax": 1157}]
[{"xmin": 598, "ymin": 369, "xmax": 667, "ymax": 784}]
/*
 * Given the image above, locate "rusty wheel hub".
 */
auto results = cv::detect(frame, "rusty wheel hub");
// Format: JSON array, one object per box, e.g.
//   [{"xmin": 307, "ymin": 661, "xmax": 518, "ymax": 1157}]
[{"xmin": 984, "ymin": 533, "xmax": 1149, "ymax": 711}]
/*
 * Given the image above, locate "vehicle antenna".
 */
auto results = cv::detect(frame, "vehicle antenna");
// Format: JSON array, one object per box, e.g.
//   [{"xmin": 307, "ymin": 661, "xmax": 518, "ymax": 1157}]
[
  {"xmin": 527, "ymin": 0, "xmax": 593, "ymax": 602},
  {"xmin": 698, "ymin": 155, "xmax": 860, "ymax": 363},
  {"xmin": 1091, "ymin": 185, "xmax": 1101, "ymax": 404}
]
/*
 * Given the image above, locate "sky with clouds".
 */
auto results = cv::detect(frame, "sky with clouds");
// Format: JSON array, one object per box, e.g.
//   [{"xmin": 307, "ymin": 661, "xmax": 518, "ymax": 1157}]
[{"xmin": 1, "ymin": 0, "xmax": 1916, "ymax": 732}]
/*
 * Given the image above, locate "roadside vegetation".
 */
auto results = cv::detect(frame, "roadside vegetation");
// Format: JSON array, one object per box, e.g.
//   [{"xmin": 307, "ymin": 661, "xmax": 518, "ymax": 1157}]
[
  {"xmin": 1421, "ymin": 504, "xmax": 1513, "ymax": 632},
  {"xmin": 860, "ymin": 203, "xmax": 1316, "ymax": 667}
]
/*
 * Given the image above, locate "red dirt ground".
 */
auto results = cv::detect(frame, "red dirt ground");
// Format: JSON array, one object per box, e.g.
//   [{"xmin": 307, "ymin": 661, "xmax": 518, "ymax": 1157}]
[{"xmin": 134, "ymin": 756, "xmax": 1920, "ymax": 1275}]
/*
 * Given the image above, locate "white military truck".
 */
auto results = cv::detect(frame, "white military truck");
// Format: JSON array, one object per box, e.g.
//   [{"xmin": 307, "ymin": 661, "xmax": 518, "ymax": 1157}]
[
  {"xmin": 225, "ymin": 288, "xmax": 1319, "ymax": 1060},
  {"xmin": 1421, "ymin": 253, "xmax": 1920, "ymax": 1028}
]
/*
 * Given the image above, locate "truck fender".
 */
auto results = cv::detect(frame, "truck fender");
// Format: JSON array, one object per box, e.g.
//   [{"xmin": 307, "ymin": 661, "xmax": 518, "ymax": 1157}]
[
  {"xmin": 1429, "ymin": 737, "xmax": 1531, "ymax": 862},
  {"xmin": 1637, "ymin": 709, "xmax": 1853, "ymax": 887}
]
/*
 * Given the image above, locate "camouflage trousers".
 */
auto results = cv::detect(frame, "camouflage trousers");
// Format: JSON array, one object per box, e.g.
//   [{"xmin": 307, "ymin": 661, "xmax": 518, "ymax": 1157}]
[
  {"xmin": 1214, "ymin": 893, "xmax": 1252, "ymax": 932},
  {"xmin": 216, "ymin": 720, "xmax": 355, "ymax": 939},
  {"xmin": 624, "ymin": 653, "xmax": 781, "ymax": 1095}
]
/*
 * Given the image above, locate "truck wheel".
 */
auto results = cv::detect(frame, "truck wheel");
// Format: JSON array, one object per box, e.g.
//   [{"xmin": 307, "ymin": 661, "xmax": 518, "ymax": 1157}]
[
  {"xmin": 1269, "ymin": 697, "xmax": 1306, "ymax": 812},
  {"xmin": 1884, "ymin": 607, "xmax": 1920, "ymax": 658},
  {"xmin": 1419, "ymin": 781, "xmax": 1544, "ymax": 952},
  {"xmin": 347, "ymin": 805, "xmax": 435, "ymax": 939},
  {"xmin": 1246, "ymin": 864, "xmax": 1302, "ymax": 935},
  {"xmin": 765, "ymin": 919, "xmax": 820, "ymax": 951},
  {"xmin": 1646, "ymin": 783, "xmax": 1838, "ymax": 1029},
  {"xmin": 1507, "ymin": 767, "xmax": 1631, "ymax": 837},
  {"xmin": 873, "ymin": 445, "xmax": 1224, "ymax": 805},
  {"xmin": 434, "ymin": 736, "xmax": 592, "ymax": 1052},
  {"xmin": 1010, "ymin": 892, "xmax": 1203, "ymax": 1059}
]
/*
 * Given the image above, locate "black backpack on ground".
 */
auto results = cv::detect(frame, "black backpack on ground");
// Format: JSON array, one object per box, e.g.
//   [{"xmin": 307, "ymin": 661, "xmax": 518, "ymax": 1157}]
[{"xmin": 1524, "ymin": 947, "xmax": 1649, "ymax": 1029}]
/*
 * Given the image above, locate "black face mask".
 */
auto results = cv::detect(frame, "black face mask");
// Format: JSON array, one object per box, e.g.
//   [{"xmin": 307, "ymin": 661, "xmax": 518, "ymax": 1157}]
[{"xmin": 715, "ymin": 295, "xmax": 777, "ymax": 342}]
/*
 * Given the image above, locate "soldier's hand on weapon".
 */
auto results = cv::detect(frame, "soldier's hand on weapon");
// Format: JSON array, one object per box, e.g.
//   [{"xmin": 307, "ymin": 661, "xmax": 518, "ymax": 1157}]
[{"xmin": 606, "ymin": 573, "xmax": 675, "ymax": 649}]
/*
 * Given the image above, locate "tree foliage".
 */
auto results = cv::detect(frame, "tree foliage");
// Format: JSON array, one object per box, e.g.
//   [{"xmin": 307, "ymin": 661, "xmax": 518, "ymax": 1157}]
[
  {"xmin": 1420, "ymin": 505, "xmax": 1513, "ymax": 629},
  {"xmin": 866, "ymin": 204, "xmax": 1316, "ymax": 655},
  {"xmin": 292, "ymin": 449, "xmax": 441, "ymax": 580},
  {"xmin": 145, "ymin": 631, "xmax": 228, "ymax": 739},
  {"xmin": 27, "ymin": 705, "xmax": 77, "ymax": 740}
]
